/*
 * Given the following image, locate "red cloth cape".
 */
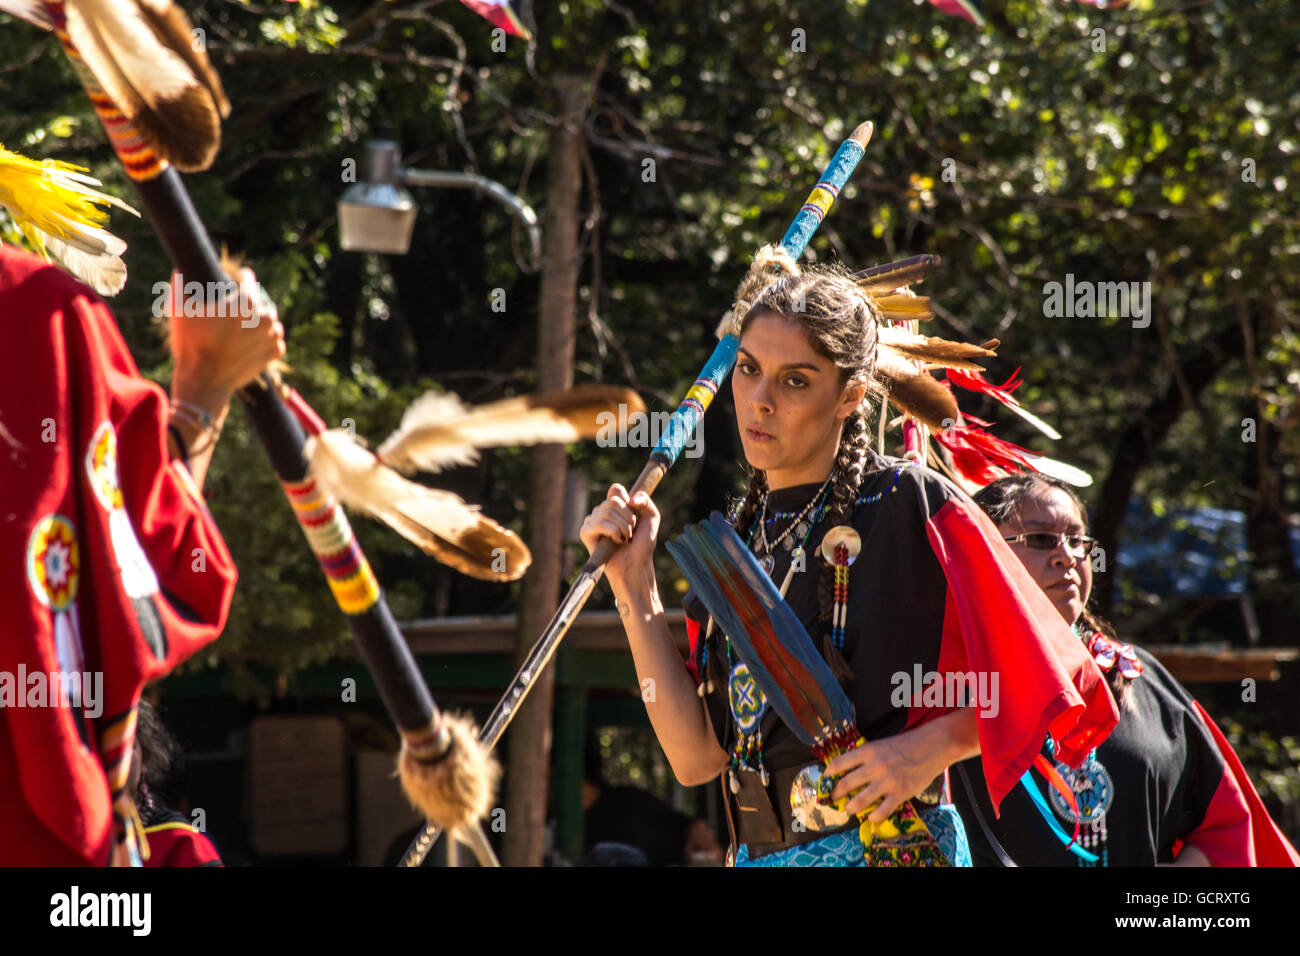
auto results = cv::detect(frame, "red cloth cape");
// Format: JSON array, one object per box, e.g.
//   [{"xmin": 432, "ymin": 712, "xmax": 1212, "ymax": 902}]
[
  {"xmin": 921, "ymin": 494, "xmax": 1118, "ymax": 811},
  {"xmin": 0, "ymin": 247, "xmax": 237, "ymax": 864}
]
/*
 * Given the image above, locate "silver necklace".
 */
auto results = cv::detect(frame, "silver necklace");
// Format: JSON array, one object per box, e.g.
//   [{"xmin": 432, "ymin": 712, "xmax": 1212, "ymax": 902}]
[{"xmin": 756, "ymin": 473, "xmax": 834, "ymax": 573}]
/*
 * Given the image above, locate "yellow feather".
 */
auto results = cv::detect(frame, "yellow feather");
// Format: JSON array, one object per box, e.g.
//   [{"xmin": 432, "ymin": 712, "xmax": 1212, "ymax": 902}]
[{"xmin": 0, "ymin": 145, "xmax": 138, "ymax": 294}]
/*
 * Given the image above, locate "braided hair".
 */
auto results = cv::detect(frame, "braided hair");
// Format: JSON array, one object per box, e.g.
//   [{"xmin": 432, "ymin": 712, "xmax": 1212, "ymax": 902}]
[
  {"xmin": 972, "ymin": 474, "xmax": 1134, "ymax": 711},
  {"xmin": 727, "ymin": 264, "xmax": 886, "ymax": 677}
]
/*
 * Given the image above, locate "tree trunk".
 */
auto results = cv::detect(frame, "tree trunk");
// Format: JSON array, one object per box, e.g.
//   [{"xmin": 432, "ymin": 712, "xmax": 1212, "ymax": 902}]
[
  {"xmin": 502, "ymin": 74, "xmax": 590, "ymax": 867},
  {"xmin": 1091, "ymin": 319, "xmax": 1245, "ymax": 614}
]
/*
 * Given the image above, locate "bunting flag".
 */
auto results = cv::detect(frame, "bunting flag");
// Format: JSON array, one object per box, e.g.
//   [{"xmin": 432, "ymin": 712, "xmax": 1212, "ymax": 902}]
[
  {"xmin": 925, "ymin": 0, "xmax": 985, "ymax": 26},
  {"xmin": 459, "ymin": 0, "xmax": 529, "ymax": 39},
  {"xmin": 923, "ymin": 0, "xmax": 1119, "ymax": 28}
]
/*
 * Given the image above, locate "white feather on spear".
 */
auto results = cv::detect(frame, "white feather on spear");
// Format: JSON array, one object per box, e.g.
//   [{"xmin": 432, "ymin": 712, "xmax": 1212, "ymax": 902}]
[
  {"xmin": 306, "ymin": 385, "xmax": 646, "ymax": 582},
  {"xmin": 0, "ymin": 0, "xmax": 229, "ymax": 171}
]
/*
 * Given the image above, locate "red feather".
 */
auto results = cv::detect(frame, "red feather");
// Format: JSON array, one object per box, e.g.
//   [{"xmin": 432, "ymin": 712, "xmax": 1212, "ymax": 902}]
[
  {"xmin": 947, "ymin": 367, "xmax": 1025, "ymax": 404},
  {"xmin": 934, "ymin": 421, "xmax": 1038, "ymax": 485}
]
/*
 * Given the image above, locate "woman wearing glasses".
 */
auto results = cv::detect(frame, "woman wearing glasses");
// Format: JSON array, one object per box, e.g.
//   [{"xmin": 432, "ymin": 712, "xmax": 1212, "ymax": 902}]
[{"xmin": 950, "ymin": 473, "xmax": 1299, "ymax": 866}]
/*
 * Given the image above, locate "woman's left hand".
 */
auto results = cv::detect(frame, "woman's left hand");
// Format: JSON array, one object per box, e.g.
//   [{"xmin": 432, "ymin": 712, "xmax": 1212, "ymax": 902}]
[
  {"xmin": 823, "ymin": 709, "xmax": 980, "ymax": 822},
  {"xmin": 823, "ymin": 732, "xmax": 944, "ymax": 822}
]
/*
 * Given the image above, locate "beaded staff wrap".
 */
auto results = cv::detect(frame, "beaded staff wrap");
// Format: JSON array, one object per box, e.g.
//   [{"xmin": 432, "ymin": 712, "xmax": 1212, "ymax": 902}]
[
  {"xmin": 655, "ymin": 126, "xmax": 871, "ymax": 468},
  {"xmin": 650, "ymin": 337, "xmax": 738, "ymax": 467},
  {"xmin": 402, "ymin": 718, "xmax": 451, "ymax": 761},
  {"xmin": 778, "ymin": 134, "xmax": 868, "ymax": 260},
  {"xmin": 283, "ymin": 477, "xmax": 381, "ymax": 615}
]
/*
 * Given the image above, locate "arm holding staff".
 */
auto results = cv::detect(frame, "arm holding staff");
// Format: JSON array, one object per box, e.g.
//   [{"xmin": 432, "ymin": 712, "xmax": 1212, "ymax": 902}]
[
  {"xmin": 581, "ymin": 485, "xmax": 729, "ymax": 785},
  {"xmin": 166, "ymin": 265, "xmax": 285, "ymax": 488}
]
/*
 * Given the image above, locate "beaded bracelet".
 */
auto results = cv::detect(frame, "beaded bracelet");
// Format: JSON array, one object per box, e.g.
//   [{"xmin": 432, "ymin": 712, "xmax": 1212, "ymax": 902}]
[
  {"xmin": 169, "ymin": 399, "xmax": 224, "ymax": 456},
  {"xmin": 170, "ymin": 398, "xmax": 214, "ymax": 429}
]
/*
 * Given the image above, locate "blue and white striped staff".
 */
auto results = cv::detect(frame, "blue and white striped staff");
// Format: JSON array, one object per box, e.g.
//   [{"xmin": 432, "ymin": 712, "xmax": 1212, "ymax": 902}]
[{"xmin": 400, "ymin": 120, "xmax": 874, "ymax": 868}]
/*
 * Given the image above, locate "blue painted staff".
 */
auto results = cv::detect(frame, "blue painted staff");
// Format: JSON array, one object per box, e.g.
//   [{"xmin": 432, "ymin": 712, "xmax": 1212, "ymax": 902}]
[{"xmin": 401, "ymin": 120, "xmax": 876, "ymax": 866}]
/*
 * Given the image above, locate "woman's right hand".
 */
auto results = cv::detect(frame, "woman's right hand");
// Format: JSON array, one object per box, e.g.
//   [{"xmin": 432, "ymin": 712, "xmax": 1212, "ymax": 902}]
[{"xmin": 579, "ymin": 483, "xmax": 660, "ymax": 588}]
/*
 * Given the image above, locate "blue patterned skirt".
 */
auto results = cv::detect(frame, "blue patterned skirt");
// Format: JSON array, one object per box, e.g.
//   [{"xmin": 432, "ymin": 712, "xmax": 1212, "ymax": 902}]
[{"xmin": 733, "ymin": 804, "xmax": 971, "ymax": 867}]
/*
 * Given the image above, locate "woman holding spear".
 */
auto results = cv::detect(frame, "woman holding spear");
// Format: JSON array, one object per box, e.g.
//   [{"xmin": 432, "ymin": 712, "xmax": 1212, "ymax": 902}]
[{"xmin": 580, "ymin": 259, "xmax": 1120, "ymax": 867}]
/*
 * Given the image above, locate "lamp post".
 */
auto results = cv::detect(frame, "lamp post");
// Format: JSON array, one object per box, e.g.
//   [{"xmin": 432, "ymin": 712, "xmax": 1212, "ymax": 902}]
[{"xmin": 338, "ymin": 139, "xmax": 541, "ymax": 264}]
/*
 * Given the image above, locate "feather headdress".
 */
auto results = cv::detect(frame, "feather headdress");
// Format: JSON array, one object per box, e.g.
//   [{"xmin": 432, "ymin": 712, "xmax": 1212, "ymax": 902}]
[
  {"xmin": 846, "ymin": 254, "xmax": 1091, "ymax": 489},
  {"xmin": 0, "ymin": 144, "xmax": 139, "ymax": 295}
]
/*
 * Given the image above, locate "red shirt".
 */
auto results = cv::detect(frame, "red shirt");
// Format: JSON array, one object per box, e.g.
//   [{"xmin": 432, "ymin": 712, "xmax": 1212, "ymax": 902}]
[{"xmin": 0, "ymin": 247, "xmax": 237, "ymax": 864}]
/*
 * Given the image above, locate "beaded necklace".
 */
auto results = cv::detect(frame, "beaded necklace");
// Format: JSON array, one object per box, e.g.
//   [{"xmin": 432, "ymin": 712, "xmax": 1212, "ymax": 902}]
[
  {"xmin": 755, "ymin": 474, "xmax": 833, "ymax": 572},
  {"xmin": 1041, "ymin": 623, "xmax": 1145, "ymax": 867}
]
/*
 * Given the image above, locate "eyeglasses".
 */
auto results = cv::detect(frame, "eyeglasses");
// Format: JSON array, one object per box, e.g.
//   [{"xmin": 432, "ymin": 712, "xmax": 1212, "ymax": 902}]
[{"xmin": 1003, "ymin": 531, "xmax": 1098, "ymax": 556}]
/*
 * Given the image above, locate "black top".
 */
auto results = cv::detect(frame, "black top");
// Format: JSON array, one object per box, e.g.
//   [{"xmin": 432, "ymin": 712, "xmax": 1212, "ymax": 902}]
[
  {"xmin": 951, "ymin": 645, "xmax": 1228, "ymax": 866},
  {"xmin": 685, "ymin": 450, "xmax": 951, "ymax": 854}
]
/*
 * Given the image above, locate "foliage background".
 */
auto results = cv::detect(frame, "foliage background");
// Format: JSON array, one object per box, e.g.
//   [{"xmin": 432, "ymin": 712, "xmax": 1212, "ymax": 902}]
[{"xmin": 2, "ymin": 0, "xmax": 1296, "ymax": 831}]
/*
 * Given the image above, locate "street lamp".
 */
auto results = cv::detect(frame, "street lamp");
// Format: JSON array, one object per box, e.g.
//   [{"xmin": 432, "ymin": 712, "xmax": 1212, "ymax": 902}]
[{"xmin": 338, "ymin": 139, "xmax": 541, "ymax": 264}]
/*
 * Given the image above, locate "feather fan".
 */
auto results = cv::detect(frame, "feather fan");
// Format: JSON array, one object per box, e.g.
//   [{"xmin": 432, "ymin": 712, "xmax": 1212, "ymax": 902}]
[
  {"xmin": 0, "ymin": 0, "xmax": 53, "ymax": 27},
  {"xmin": 666, "ymin": 513, "xmax": 853, "ymax": 744},
  {"xmin": 61, "ymin": 0, "xmax": 230, "ymax": 172},
  {"xmin": 307, "ymin": 429, "xmax": 531, "ymax": 581},
  {"xmin": 306, "ymin": 385, "xmax": 643, "ymax": 580}
]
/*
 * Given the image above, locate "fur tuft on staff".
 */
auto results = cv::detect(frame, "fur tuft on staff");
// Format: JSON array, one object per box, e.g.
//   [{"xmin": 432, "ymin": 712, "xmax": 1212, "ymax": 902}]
[
  {"xmin": 59, "ymin": 0, "xmax": 231, "ymax": 172},
  {"xmin": 399, "ymin": 712, "xmax": 500, "ymax": 833},
  {"xmin": 0, "ymin": 144, "xmax": 139, "ymax": 295}
]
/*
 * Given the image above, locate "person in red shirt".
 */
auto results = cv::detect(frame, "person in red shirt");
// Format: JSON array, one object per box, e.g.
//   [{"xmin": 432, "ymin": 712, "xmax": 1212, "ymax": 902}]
[{"xmin": 0, "ymin": 244, "xmax": 283, "ymax": 865}]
